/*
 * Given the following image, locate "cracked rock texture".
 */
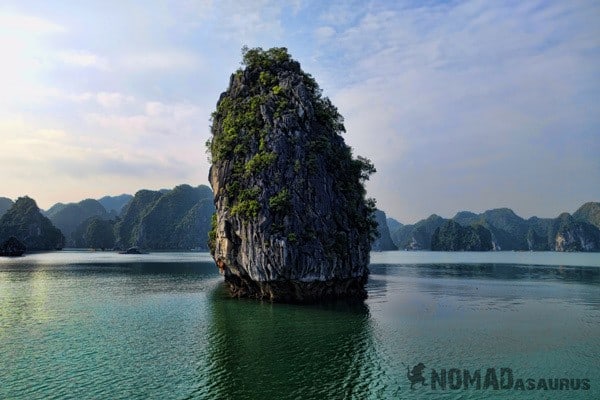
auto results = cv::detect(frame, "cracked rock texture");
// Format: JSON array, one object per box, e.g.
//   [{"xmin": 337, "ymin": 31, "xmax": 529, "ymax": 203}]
[{"xmin": 207, "ymin": 48, "xmax": 376, "ymax": 302}]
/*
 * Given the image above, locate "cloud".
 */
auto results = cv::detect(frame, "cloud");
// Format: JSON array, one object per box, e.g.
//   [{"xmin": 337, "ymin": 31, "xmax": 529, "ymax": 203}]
[
  {"xmin": 311, "ymin": 0, "xmax": 600, "ymax": 221},
  {"xmin": 58, "ymin": 50, "xmax": 109, "ymax": 69},
  {"xmin": 119, "ymin": 51, "xmax": 204, "ymax": 71},
  {"xmin": 0, "ymin": 114, "xmax": 206, "ymax": 208},
  {"xmin": 201, "ymin": 0, "xmax": 286, "ymax": 43},
  {"xmin": 314, "ymin": 26, "xmax": 335, "ymax": 40},
  {"xmin": 0, "ymin": 12, "xmax": 66, "ymax": 35},
  {"xmin": 85, "ymin": 100, "xmax": 206, "ymax": 138},
  {"xmin": 96, "ymin": 92, "xmax": 134, "ymax": 108}
]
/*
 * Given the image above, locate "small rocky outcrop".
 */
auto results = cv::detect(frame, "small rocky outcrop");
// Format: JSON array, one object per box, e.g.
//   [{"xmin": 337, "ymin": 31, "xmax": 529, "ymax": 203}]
[
  {"xmin": 207, "ymin": 47, "xmax": 377, "ymax": 302},
  {"xmin": 0, "ymin": 236, "xmax": 26, "ymax": 257}
]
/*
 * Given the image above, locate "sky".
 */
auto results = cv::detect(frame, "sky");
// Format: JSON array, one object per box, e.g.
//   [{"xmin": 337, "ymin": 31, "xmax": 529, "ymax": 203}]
[{"xmin": 0, "ymin": 0, "xmax": 598, "ymax": 223}]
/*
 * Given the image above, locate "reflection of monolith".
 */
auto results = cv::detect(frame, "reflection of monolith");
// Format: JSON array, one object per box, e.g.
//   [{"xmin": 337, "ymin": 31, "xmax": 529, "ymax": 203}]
[{"xmin": 195, "ymin": 287, "xmax": 375, "ymax": 398}]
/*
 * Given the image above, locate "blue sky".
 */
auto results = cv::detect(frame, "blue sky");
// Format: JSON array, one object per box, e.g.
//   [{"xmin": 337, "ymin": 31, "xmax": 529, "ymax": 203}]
[{"xmin": 0, "ymin": 0, "xmax": 598, "ymax": 223}]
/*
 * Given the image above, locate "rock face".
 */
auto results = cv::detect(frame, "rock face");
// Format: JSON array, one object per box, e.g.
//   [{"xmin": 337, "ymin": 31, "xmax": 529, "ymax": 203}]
[
  {"xmin": 555, "ymin": 223, "xmax": 600, "ymax": 252},
  {"xmin": 553, "ymin": 213, "xmax": 600, "ymax": 252},
  {"xmin": 0, "ymin": 197, "xmax": 65, "ymax": 251},
  {"xmin": 46, "ymin": 199, "xmax": 111, "ymax": 246},
  {"xmin": 97, "ymin": 194, "xmax": 134, "ymax": 214},
  {"xmin": 386, "ymin": 217, "xmax": 403, "ymax": 233},
  {"xmin": 114, "ymin": 184, "xmax": 214, "ymax": 250},
  {"xmin": 573, "ymin": 202, "xmax": 600, "ymax": 229},
  {"xmin": 391, "ymin": 214, "xmax": 446, "ymax": 250},
  {"xmin": 371, "ymin": 210, "xmax": 397, "ymax": 251},
  {"xmin": 0, "ymin": 197, "xmax": 13, "ymax": 218},
  {"xmin": 207, "ymin": 47, "xmax": 377, "ymax": 302},
  {"xmin": 431, "ymin": 220, "xmax": 493, "ymax": 251}
]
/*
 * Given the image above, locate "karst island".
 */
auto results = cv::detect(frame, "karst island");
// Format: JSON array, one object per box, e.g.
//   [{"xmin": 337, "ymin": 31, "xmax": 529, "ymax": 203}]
[{"xmin": 207, "ymin": 47, "xmax": 377, "ymax": 302}]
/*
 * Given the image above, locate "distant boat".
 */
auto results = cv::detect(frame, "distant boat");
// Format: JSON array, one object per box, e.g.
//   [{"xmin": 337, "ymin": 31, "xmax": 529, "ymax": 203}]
[{"xmin": 118, "ymin": 247, "xmax": 148, "ymax": 255}]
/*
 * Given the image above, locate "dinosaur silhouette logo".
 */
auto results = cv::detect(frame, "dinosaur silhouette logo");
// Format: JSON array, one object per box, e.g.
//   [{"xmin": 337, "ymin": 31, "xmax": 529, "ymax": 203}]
[{"xmin": 404, "ymin": 362, "xmax": 428, "ymax": 389}]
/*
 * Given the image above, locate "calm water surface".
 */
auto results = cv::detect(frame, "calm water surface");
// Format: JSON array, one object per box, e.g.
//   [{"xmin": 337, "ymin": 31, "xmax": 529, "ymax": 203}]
[{"xmin": 1, "ymin": 251, "xmax": 599, "ymax": 399}]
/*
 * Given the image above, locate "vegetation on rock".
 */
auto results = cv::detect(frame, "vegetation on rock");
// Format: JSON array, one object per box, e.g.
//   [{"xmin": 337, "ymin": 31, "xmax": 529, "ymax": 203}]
[
  {"xmin": 46, "ymin": 199, "xmax": 111, "ymax": 246},
  {"xmin": 84, "ymin": 217, "xmax": 116, "ymax": 250},
  {"xmin": 391, "ymin": 214, "xmax": 446, "ymax": 250},
  {"xmin": 431, "ymin": 220, "xmax": 493, "ymax": 251},
  {"xmin": 573, "ymin": 202, "xmax": 600, "ymax": 229},
  {"xmin": 115, "ymin": 184, "xmax": 215, "ymax": 250}
]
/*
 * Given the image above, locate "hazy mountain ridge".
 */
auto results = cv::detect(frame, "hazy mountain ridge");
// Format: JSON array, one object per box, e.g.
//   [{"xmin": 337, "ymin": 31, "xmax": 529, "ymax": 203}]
[
  {"xmin": 46, "ymin": 199, "xmax": 112, "ymax": 246},
  {"xmin": 1, "ymin": 184, "xmax": 215, "ymax": 251},
  {"xmin": 389, "ymin": 203, "xmax": 600, "ymax": 252},
  {"xmin": 97, "ymin": 194, "xmax": 134, "ymax": 214},
  {"xmin": 431, "ymin": 220, "xmax": 493, "ymax": 251},
  {"xmin": 2, "ymin": 191, "xmax": 596, "ymax": 253},
  {"xmin": 391, "ymin": 214, "xmax": 446, "ymax": 250},
  {"xmin": 115, "ymin": 184, "xmax": 215, "ymax": 250}
]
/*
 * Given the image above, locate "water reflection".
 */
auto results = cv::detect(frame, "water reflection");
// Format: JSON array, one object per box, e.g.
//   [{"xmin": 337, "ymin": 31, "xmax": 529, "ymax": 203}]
[
  {"xmin": 371, "ymin": 263, "xmax": 600, "ymax": 285},
  {"xmin": 189, "ymin": 285, "xmax": 386, "ymax": 399},
  {"xmin": 369, "ymin": 263, "xmax": 600, "ymax": 313}
]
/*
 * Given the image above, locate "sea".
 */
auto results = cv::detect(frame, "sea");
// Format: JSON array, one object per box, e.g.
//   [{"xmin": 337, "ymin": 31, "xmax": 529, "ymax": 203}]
[{"xmin": 1, "ymin": 250, "xmax": 598, "ymax": 399}]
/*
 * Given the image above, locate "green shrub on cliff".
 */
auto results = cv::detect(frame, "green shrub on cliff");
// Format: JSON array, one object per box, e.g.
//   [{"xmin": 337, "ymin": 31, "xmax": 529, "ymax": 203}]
[{"xmin": 431, "ymin": 220, "xmax": 493, "ymax": 251}]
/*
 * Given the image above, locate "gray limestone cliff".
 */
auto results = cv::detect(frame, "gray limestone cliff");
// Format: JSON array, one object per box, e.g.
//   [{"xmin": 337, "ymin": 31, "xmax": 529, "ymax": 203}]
[
  {"xmin": 207, "ymin": 47, "xmax": 377, "ymax": 302},
  {"xmin": 371, "ymin": 210, "xmax": 397, "ymax": 251},
  {"xmin": 554, "ymin": 213, "xmax": 600, "ymax": 252}
]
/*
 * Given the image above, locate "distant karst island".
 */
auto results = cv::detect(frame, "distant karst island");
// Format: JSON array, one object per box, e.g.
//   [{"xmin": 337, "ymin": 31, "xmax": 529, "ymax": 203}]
[
  {"xmin": 389, "ymin": 202, "xmax": 600, "ymax": 252},
  {"xmin": 0, "ymin": 185, "xmax": 215, "ymax": 255}
]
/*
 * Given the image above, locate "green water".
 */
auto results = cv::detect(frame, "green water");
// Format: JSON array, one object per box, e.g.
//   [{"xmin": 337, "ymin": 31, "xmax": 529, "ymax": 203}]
[{"xmin": 1, "ymin": 251, "xmax": 598, "ymax": 399}]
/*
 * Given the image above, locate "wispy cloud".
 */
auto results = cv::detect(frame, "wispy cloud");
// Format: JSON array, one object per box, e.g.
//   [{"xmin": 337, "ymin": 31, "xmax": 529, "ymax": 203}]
[
  {"xmin": 95, "ymin": 92, "xmax": 134, "ymax": 108},
  {"xmin": 58, "ymin": 50, "xmax": 109, "ymax": 69},
  {"xmin": 119, "ymin": 50, "xmax": 204, "ymax": 71},
  {"xmin": 0, "ymin": 12, "xmax": 66, "ymax": 35},
  {"xmin": 85, "ymin": 100, "xmax": 206, "ymax": 138},
  {"xmin": 314, "ymin": 26, "xmax": 335, "ymax": 41},
  {"xmin": 312, "ymin": 0, "xmax": 600, "ymax": 221}
]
